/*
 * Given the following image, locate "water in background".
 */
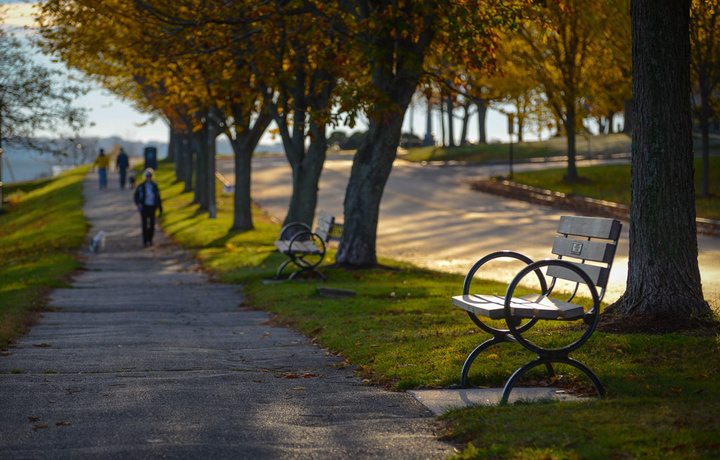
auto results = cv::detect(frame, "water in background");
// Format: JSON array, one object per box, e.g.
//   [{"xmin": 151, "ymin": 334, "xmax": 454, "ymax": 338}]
[
  {"xmin": 2, "ymin": 141, "xmax": 169, "ymax": 184},
  {"xmin": 1, "ymin": 147, "xmax": 74, "ymax": 183}
]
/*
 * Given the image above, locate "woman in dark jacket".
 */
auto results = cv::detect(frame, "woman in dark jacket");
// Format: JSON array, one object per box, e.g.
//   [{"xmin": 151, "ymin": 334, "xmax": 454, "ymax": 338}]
[{"xmin": 133, "ymin": 168, "xmax": 163, "ymax": 247}]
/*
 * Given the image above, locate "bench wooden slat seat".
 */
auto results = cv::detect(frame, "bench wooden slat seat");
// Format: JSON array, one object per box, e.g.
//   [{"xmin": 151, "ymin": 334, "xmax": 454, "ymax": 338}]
[
  {"xmin": 452, "ymin": 215, "xmax": 622, "ymax": 404},
  {"xmin": 452, "ymin": 294, "xmax": 586, "ymax": 320},
  {"xmin": 274, "ymin": 210, "xmax": 342, "ymax": 280}
]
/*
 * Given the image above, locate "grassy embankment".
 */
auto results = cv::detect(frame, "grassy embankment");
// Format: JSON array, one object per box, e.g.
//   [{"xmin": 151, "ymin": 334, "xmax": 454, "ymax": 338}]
[
  {"xmin": 3, "ymin": 161, "xmax": 719, "ymax": 458},
  {"xmin": 0, "ymin": 167, "xmax": 88, "ymax": 349},
  {"xmin": 152, "ymin": 162, "xmax": 719, "ymax": 459}
]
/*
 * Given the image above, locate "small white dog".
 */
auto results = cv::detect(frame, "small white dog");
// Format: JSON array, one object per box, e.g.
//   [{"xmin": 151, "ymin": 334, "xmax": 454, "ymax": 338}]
[{"xmin": 90, "ymin": 231, "xmax": 106, "ymax": 253}]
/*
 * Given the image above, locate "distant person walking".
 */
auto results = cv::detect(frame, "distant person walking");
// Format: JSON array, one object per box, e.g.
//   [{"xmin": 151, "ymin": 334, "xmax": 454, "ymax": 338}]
[
  {"xmin": 91, "ymin": 149, "xmax": 110, "ymax": 189},
  {"xmin": 116, "ymin": 148, "xmax": 129, "ymax": 189},
  {"xmin": 133, "ymin": 168, "xmax": 162, "ymax": 247}
]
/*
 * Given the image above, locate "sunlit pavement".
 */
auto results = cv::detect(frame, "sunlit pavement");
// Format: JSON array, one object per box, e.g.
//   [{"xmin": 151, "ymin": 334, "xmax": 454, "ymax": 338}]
[{"xmin": 218, "ymin": 154, "xmax": 720, "ymax": 307}]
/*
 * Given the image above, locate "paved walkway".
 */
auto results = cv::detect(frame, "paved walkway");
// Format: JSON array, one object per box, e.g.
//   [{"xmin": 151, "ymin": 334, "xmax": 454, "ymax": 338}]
[{"xmin": 0, "ymin": 173, "xmax": 455, "ymax": 459}]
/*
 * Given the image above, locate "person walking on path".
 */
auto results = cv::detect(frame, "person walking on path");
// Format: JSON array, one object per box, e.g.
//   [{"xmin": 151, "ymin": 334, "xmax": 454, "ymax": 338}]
[
  {"xmin": 133, "ymin": 168, "xmax": 162, "ymax": 247},
  {"xmin": 91, "ymin": 149, "xmax": 110, "ymax": 189},
  {"xmin": 116, "ymin": 147, "xmax": 129, "ymax": 189}
]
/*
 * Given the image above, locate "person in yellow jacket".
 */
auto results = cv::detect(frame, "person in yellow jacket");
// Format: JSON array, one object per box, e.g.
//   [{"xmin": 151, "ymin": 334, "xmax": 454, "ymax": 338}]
[{"xmin": 91, "ymin": 149, "xmax": 111, "ymax": 189}]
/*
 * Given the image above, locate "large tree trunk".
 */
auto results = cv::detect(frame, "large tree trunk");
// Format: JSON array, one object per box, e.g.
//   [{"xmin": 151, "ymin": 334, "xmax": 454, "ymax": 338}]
[
  {"xmin": 227, "ymin": 109, "xmax": 272, "ymax": 231},
  {"xmin": 336, "ymin": 66, "xmax": 421, "ymax": 266},
  {"xmin": 609, "ymin": 0, "xmax": 709, "ymax": 317}
]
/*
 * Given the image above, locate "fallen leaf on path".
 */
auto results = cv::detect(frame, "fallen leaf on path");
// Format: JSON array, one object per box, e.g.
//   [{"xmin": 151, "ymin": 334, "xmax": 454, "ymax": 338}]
[{"xmin": 33, "ymin": 343, "xmax": 52, "ymax": 348}]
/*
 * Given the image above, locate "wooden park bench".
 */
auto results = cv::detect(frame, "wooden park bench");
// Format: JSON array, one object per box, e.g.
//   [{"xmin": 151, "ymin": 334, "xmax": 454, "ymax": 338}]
[
  {"xmin": 274, "ymin": 210, "xmax": 342, "ymax": 281},
  {"xmin": 451, "ymin": 215, "xmax": 622, "ymax": 403}
]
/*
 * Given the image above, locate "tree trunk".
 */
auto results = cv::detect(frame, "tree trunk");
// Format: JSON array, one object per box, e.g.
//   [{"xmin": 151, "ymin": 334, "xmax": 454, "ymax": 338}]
[
  {"xmin": 459, "ymin": 100, "xmax": 470, "ymax": 145},
  {"xmin": 170, "ymin": 127, "xmax": 182, "ymax": 182},
  {"xmin": 439, "ymin": 98, "xmax": 446, "ymax": 147},
  {"xmin": 191, "ymin": 125, "xmax": 208, "ymax": 209},
  {"xmin": 336, "ymin": 68, "xmax": 420, "ymax": 266},
  {"xmin": 179, "ymin": 132, "xmax": 193, "ymax": 193},
  {"xmin": 623, "ymin": 98, "xmax": 632, "ymax": 133},
  {"xmin": 206, "ymin": 108, "xmax": 222, "ymax": 219},
  {"xmin": 422, "ymin": 99, "xmax": 434, "ymax": 146},
  {"xmin": 285, "ymin": 134, "xmax": 327, "ymax": 226},
  {"xmin": 446, "ymin": 95, "xmax": 455, "ymax": 147},
  {"xmin": 0, "ymin": 141, "xmax": 4, "ymax": 208},
  {"xmin": 167, "ymin": 125, "xmax": 176, "ymax": 163},
  {"xmin": 609, "ymin": 0, "xmax": 709, "ymax": 317},
  {"xmin": 227, "ymin": 109, "xmax": 272, "ymax": 231},
  {"xmin": 517, "ymin": 114, "xmax": 525, "ymax": 143},
  {"xmin": 564, "ymin": 104, "xmax": 578, "ymax": 181},
  {"xmin": 476, "ymin": 99, "xmax": 488, "ymax": 144},
  {"xmin": 0, "ymin": 121, "xmax": 4, "ymax": 207}
]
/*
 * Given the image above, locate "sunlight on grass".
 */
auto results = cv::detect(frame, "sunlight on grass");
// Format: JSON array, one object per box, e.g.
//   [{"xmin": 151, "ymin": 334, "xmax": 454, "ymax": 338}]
[
  {"xmin": 150, "ymin": 160, "xmax": 720, "ymax": 459},
  {"xmin": 0, "ymin": 167, "xmax": 88, "ymax": 348}
]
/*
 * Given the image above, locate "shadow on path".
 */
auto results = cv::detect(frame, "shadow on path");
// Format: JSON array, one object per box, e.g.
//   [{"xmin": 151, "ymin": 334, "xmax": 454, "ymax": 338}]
[{"xmin": 0, "ymin": 172, "xmax": 454, "ymax": 459}]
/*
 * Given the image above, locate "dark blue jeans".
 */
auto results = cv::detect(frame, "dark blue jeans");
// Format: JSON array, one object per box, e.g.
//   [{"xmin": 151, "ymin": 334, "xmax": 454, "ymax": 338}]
[
  {"xmin": 119, "ymin": 169, "xmax": 127, "ymax": 188},
  {"xmin": 140, "ymin": 205, "xmax": 157, "ymax": 245}
]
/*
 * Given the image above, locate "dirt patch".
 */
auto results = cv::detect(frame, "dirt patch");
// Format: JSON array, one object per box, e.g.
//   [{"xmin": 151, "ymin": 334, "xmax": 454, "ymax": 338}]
[{"xmin": 597, "ymin": 313, "xmax": 720, "ymax": 336}]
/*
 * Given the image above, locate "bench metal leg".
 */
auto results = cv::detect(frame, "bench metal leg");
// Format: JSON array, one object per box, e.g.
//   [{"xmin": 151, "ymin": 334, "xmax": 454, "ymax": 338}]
[
  {"xmin": 500, "ymin": 356, "xmax": 606, "ymax": 404},
  {"xmin": 275, "ymin": 258, "xmax": 294, "ymax": 279},
  {"xmin": 453, "ymin": 334, "xmax": 512, "ymax": 389},
  {"xmin": 288, "ymin": 266, "xmax": 326, "ymax": 281},
  {"xmin": 276, "ymin": 255, "xmax": 327, "ymax": 281}
]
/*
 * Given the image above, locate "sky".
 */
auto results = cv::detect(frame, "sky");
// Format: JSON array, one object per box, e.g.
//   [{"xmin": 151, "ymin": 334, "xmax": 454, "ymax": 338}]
[{"xmin": 2, "ymin": 0, "xmax": 524, "ymax": 146}]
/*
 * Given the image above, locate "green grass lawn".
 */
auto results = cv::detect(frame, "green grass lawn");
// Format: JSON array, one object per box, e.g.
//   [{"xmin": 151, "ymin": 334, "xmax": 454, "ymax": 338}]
[
  {"xmin": 403, "ymin": 134, "xmax": 720, "ymax": 222},
  {"xmin": 0, "ymin": 167, "xmax": 88, "ymax": 349},
  {"xmin": 401, "ymin": 133, "xmax": 633, "ymax": 163},
  {"xmin": 150, "ymin": 162, "xmax": 720, "ymax": 459},
  {"xmin": 4, "ymin": 162, "xmax": 719, "ymax": 458},
  {"xmin": 510, "ymin": 157, "xmax": 720, "ymax": 221},
  {"xmin": 402, "ymin": 132, "xmax": 720, "ymax": 164}
]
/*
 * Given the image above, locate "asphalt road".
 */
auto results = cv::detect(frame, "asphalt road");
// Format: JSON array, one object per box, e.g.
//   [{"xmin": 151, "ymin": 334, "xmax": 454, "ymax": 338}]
[{"xmin": 218, "ymin": 153, "xmax": 720, "ymax": 306}]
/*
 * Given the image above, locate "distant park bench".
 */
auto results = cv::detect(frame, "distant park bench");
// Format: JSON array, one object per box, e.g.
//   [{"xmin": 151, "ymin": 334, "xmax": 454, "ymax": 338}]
[
  {"xmin": 451, "ymin": 215, "xmax": 622, "ymax": 404},
  {"xmin": 274, "ymin": 210, "xmax": 342, "ymax": 281}
]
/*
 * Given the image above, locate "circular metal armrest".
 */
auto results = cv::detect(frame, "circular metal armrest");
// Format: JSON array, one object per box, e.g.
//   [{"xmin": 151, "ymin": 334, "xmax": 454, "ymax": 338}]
[
  {"xmin": 463, "ymin": 251, "xmax": 547, "ymax": 335},
  {"xmin": 279, "ymin": 222, "xmax": 312, "ymax": 241},
  {"xmin": 504, "ymin": 259, "xmax": 600, "ymax": 355},
  {"xmin": 288, "ymin": 231, "xmax": 326, "ymax": 268}
]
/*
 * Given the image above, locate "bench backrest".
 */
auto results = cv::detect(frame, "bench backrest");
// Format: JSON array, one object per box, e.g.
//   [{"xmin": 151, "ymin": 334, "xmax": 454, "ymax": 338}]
[
  {"xmin": 548, "ymin": 216, "xmax": 622, "ymax": 302},
  {"xmin": 314, "ymin": 210, "xmax": 343, "ymax": 243}
]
